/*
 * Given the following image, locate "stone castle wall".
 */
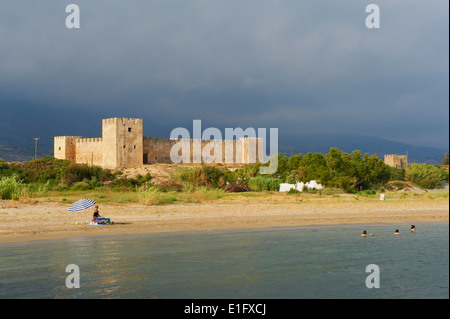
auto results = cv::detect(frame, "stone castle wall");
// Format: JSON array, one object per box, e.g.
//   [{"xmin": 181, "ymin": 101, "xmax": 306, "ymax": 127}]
[
  {"xmin": 143, "ymin": 137, "xmax": 263, "ymax": 165},
  {"xmin": 75, "ymin": 138, "xmax": 103, "ymax": 167},
  {"xmin": 55, "ymin": 118, "xmax": 264, "ymax": 169},
  {"xmin": 143, "ymin": 137, "xmax": 178, "ymax": 164}
]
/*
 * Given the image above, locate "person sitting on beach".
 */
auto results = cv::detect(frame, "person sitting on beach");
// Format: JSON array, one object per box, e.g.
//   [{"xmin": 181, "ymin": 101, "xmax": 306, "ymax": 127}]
[
  {"xmin": 411, "ymin": 225, "xmax": 416, "ymax": 232},
  {"xmin": 394, "ymin": 229, "xmax": 400, "ymax": 235},
  {"xmin": 93, "ymin": 205, "xmax": 110, "ymax": 225}
]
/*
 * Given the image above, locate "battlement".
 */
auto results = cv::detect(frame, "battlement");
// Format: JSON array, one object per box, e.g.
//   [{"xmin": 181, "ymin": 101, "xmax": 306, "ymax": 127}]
[
  {"xmin": 384, "ymin": 154, "xmax": 407, "ymax": 159},
  {"xmin": 102, "ymin": 117, "xmax": 143, "ymax": 125},
  {"xmin": 54, "ymin": 136, "xmax": 82, "ymax": 140},
  {"xmin": 76, "ymin": 137, "xmax": 103, "ymax": 143}
]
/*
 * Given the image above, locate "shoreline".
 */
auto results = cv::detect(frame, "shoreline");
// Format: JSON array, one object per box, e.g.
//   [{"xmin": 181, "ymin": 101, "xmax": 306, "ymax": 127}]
[
  {"xmin": 0, "ymin": 197, "xmax": 448, "ymax": 244},
  {"xmin": 3, "ymin": 221, "xmax": 449, "ymax": 246}
]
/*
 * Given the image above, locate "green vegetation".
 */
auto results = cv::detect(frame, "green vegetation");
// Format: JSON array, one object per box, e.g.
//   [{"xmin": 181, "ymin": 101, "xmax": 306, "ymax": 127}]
[
  {"xmin": 0, "ymin": 175, "xmax": 48, "ymax": 201},
  {"xmin": 247, "ymin": 176, "xmax": 280, "ymax": 191},
  {"xmin": 138, "ymin": 184, "xmax": 177, "ymax": 205},
  {"xmin": 274, "ymin": 148, "xmax": 391, "ymax": 192},
  {"xmin": 405, "ymin": 163, "xmax": 449, "ymax": 189},
  {"xmin": 0, "ymin": 176, "xmax": 28, "ymax": 200},
  {"xmin": 270, "ymin": 148, "xmax": 448, "ymax": 192},
  {"xmin": 0, "ymin": 149, "xmax": 448, "ymax": 205},
  {"xmin": 169, "ymin": 165, "xmax": 227, "ymax": 189},
  {"xmin": 1, "ymin": 157, "xmax": 117, "ymax": 189},
  {"xmin": 168, "ymin": 163, "xmax": 260, "ymax": 190}
]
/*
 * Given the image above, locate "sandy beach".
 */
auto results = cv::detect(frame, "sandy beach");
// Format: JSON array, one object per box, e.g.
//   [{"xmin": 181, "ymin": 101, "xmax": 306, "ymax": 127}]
[{"xmin": 0, "ymin": 195, "xmax": 448, "ymax": 243}]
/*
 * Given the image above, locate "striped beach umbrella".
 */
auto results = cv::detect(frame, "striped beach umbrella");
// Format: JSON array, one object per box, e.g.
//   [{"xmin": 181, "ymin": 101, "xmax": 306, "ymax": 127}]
[
  {"xmin": 68, "ymin": 199, "xmax": 97, "ymax": 212},
  {"xmin": 69, "ymin": 199, "xmax": 97, "ymax": 224}
]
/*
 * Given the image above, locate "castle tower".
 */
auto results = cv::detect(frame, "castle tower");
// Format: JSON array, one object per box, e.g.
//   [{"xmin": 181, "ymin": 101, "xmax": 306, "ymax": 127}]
[
  {"xmin": 54, "ymin": 136, "xmax": 82, "ymax": 163},
  {"xmin": 384, "ymin": 154, "xmax": 408, "ymax": 169},
  {"xmin": 102, "ymin": 118, "xmax": 143, "ymax": 169}
]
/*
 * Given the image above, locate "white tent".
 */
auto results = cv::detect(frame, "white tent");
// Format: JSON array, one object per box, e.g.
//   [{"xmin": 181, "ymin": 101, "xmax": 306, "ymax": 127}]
[
  {"xmin": 279, "ymin": 183, "xmax": 296, "ymax": 192},
  {"xmin": 305, "ymin": 180, "xmax": 323, "ymax": 190},
  {"xmin": 279, "ymin": 181, "xmax": 322, "ymax": 192}
]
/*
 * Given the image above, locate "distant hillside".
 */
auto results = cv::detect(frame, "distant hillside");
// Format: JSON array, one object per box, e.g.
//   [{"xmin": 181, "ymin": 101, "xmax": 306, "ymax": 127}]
[
  {"xmin": 0, "ymin": 104, "xmax": 447, "ymax": 164},
  {"xmin": 1, "ymin": 132, "xmax": 447, "ymax": 165}
]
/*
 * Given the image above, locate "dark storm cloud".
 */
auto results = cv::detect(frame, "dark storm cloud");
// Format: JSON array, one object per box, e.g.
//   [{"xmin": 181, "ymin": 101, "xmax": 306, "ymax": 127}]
[{"xmin": 0, "ymin": 0, "xmax": 448, "ymax": 148}]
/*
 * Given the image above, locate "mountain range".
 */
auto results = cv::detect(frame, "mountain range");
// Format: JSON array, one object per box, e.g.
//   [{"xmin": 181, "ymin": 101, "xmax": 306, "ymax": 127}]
[{"xmin": 0, "ymin": 106, "xmax": 447, "ymax": 164}]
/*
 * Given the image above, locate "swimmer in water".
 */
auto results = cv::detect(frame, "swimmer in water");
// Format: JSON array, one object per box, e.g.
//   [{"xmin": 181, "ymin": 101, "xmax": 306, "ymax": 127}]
[
  {"xmin": 394, "ymin": 229, "xmax": 400, "ymax": 235},
  {"xmin": 411, "ymin": 225, "xmax": 416, "ymax": 232},
  {"xmin": 361, "ymin": 230, "xmax": 373, "ymax": 237}
]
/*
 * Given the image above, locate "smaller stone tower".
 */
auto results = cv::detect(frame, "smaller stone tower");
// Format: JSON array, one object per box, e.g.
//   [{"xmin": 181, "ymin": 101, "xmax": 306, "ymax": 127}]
[
  {"xmin": 384, "ymin": 154, "xmax": 408, "ymax": 169},
  {"xmin": 54, "ymin": 136, "xmax": 82, "ymax": 163}
]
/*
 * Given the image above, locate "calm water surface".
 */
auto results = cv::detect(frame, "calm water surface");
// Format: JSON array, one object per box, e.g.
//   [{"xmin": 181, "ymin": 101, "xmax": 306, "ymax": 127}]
[{"xmin": 0, "ymin": 222, "xmax": 448, "ymax": 298}]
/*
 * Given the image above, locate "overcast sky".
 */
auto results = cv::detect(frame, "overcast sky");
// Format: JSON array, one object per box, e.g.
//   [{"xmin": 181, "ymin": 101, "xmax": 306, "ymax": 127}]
[{"xmin": 0, "ymin": 0, "xmax": 448, "ymax": 149}]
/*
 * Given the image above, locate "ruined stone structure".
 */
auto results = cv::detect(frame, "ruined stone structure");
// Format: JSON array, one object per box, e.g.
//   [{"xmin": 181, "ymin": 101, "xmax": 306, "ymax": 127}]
[
  {"xmin": 384, "ymin": 154, "xmax": 408, "ymax": 169},
  {"xmin": 54, "ymin": 118, "xmax": 263, "ymax": 170}
]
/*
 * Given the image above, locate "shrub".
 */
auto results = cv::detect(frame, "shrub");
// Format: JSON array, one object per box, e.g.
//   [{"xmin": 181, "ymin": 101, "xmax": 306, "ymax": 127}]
[
  {"xmin": 228, "ymin": 164, "xmax": 260, "ymax": 185},
  {"xmin": 170, "ymin": 167, "xmax": 205, "ymax": 187},
  {"xmin": 225, "ymin": 182, "xmax": 249, "ymax": 193},
  {"xmin": 287, "ymin": 188, "xmax": 301, "ymax": 195},
  {"xmin": 0, "ymin": 162, "xmax": 27, "ymax": 180},
  {"xmin": 248, "ymin": 176, "xmax": 280, "ymax": 191},
  {"xmin": 157, "ymin": 182, "xmax": 183, "ymax": 192},
  {"xmin": 109, "ymin": 178, "xmax": 139, "ymax": 191},
  {"xmin": 392, "ymin": 181, "xmax": 404, "ymax": 190},
  {"xmin": 2, "ymin": 157, "xmax": 117, "ymax": 188},
  {"xmin": 337, "ymin": 176, "xmax": 356, "ymax": 193},
  {"xmin": 169, "ymin": 165, "xmax": 228, "ymax": 189},
  {"xmin": 201, "ymin": 165, "xmax": 226, "ymax": 188},
  {"xmin": 138, "ymin": 184, "xmax": 176, "ymax": 205},
  {"xmin": 135, "ymin": 173, "xmax": 152, "ymax": 185},
  {"xmin": 388, "ymin": 167, "xmax": 405, "ymax": 181},
  {"xmin": 0, "ymin": 176, "xmax": 38, "ymax": 201},
  {"xmin": 0, "ymin": 176, "xmax": 24, "ymax": 200},
  {"xmin": 70, "ymin": 179, "xmax": 92, "ymax": 191},
  {"xmin": 405, "ymin": 163, "xmax": 449, "ymax": 189},
  {"xmin": 286, "ymin": 171, "xmax": 298, "ymax": 184},
  {"xmin": 362, "ymin": 189, "xmax": 376, "ymax": 196}
]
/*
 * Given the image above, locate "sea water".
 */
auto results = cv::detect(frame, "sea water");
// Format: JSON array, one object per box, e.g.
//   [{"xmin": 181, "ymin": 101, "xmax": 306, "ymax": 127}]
[{"xmin": 0, "ymin": 222, "xmax": 448, "ymax": 299}]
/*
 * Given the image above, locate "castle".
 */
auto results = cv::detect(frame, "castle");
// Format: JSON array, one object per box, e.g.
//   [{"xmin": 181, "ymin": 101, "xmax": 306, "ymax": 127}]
[
  {"xmin": 54, "ymin": 118, "xmax": 263, "ymax": 170},
  {"xmin": 384, "ymin": 154, "xmax": 408, "ymax": 169}
]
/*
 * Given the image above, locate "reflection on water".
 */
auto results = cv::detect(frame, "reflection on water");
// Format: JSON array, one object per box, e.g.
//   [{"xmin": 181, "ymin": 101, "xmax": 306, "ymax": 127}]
[{"xmin": 0, "ymin": 222, "xmax": 448, "ymax": 299}]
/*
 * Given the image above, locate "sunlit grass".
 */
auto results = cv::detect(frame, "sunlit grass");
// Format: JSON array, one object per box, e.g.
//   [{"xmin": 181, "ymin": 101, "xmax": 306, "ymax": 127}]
[{"xmin": 21, "ymin": 185, "xmax": 450, "ymax": 207}]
